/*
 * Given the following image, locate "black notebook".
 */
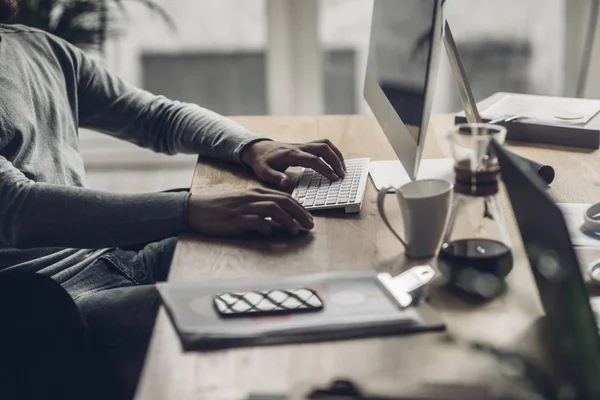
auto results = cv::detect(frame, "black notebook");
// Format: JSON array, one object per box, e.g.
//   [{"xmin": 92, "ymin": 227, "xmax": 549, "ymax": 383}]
[{"xmin": 157, "ymin": 269, "xmax": 445, "ymax": 351}]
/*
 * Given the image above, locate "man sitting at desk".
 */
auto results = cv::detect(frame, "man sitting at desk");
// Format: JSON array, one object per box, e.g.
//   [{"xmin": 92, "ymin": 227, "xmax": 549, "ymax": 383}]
[{"xmin": 0, "ymin": 0, "xmax": 345, "ymax": 397}]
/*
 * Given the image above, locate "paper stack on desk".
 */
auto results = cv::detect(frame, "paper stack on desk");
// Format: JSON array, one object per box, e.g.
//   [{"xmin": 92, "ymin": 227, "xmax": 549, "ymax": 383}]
[
  {"xmin": 157, "ymin": 270, "xmax": 444, "ymax": 351},
  {"xmin": 480, "ymin": 93, "xmax": 600, "ymax": 127},
  {"xmin": 455, "ymin": 92, "xmax": 600, "ymax": 148}
]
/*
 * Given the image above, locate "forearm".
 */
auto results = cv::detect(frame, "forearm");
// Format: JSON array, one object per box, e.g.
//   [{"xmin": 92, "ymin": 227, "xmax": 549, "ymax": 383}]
[
  {"xmin": 86, "ymin": 92, "xmax": 265, "ymax": 163},
  {"xmin": 75, "ymin": 46, "xmax": 266, "ymax": 163},
  {"xmin": 1, "ymin": 182, "xmax": 189, "ymax": 249}
]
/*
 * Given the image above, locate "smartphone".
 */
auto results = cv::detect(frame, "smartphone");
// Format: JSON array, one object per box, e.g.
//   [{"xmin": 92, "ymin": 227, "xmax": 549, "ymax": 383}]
[{"xmin": 213, "ymin": 288, "xmax": 324, "ymax": 318}]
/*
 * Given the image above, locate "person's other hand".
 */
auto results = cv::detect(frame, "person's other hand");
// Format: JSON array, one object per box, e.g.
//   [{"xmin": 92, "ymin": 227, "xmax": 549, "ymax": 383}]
[
  {"xmin": 187, "ymin": 188, "xmax": 314, "ymax": 236},
  {"xmin": 241, "ymin": 139, "xmax": 346, "ymax": 191}
]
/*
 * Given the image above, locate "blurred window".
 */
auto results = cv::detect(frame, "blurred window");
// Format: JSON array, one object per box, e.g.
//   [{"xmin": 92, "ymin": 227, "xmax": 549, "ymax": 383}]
[{"xmin": 141, "ymin": 50, "xmax": 356, "ymax": 115}]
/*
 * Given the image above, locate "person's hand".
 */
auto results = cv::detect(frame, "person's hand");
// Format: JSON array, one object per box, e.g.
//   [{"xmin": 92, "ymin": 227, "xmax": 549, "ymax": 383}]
[
  {"xmin": 187, "ymin": 188, "xmax": 314, "ymax": 236},
  {"xmin": 241, "ymin": 139, "xmax": 346, "ymax": 191}
]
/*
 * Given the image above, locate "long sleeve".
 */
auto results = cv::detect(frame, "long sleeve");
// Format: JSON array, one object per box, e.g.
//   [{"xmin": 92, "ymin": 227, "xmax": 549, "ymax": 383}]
[
  {"xmin": 73, "ymin": 46, "xmax": 265, "ymax": 164},
  {"xmin": 0, "ymin": 27, "xmax": 265, "ymax": 253},
  {"xmin": 0, "ymin": 155, "xmax": 189, "ymax": 249}
]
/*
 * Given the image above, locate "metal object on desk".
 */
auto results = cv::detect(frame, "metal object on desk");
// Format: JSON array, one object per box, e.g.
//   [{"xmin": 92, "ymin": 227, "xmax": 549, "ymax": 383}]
[
  {"xmin": 488, "ymin": 115, "xmax": 525, "ymax": 125},
  {"xmin": 377, "ymin": 265, "xmax": 436, "ymax": 308},
  {"xmin": 588, "ymin": 258, "xmax": 600, "ymax": 286}
]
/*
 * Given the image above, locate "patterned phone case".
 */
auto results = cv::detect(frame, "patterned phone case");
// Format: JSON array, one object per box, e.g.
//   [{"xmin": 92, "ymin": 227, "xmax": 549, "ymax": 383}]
[{"xmin": 213, "ymin": 288, "xmax": 324, "ymax": 318}]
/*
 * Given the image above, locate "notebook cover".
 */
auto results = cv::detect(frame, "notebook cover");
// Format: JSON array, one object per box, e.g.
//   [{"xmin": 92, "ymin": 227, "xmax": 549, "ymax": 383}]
[
  {"xmin": 157, "ymin": 269, "xmax": 445, "ymax": 351},
  {"xmin": 454, "ymin": 92, "xmax": 600, "ymax": 149}
]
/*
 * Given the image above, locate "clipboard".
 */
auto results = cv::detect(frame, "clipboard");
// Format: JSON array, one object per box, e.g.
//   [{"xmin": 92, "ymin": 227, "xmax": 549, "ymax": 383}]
[{"xmin": 158, "ymin": 269, "xmax": 445, "ymax": 351}]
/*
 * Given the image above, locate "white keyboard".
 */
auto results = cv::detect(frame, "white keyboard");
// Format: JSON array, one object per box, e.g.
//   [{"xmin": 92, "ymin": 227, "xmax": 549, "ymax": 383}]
[{"xmin": 291, "ymin": 158, "xmax": 370, "ymax": 213}]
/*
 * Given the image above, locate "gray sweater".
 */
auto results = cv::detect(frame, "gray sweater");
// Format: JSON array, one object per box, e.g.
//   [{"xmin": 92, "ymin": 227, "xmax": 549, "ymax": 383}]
[{"xmin": 0, "ymin": 24, "xmax": 262, "ymax": 282}]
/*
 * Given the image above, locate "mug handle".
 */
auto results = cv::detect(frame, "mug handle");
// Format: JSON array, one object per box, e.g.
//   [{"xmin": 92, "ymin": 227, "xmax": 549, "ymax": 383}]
[{"xmin": 377, "ymin": 185, "xmax": 407, "ymax": 249}]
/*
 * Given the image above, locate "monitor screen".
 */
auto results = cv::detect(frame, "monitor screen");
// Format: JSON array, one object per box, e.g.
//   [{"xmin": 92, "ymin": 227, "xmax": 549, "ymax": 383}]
[{"xmin": 366, "ymin": 0, "xmax": 440, "ymax": 143}]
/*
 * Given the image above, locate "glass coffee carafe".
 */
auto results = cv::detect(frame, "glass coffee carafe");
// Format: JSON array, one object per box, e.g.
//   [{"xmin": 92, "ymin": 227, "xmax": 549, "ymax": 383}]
[{"xmin": 437, "ymin": 123, "xmax": 513, "ymax": 299}]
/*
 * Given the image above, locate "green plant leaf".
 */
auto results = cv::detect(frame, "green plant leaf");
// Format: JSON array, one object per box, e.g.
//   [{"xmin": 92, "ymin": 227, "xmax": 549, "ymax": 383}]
[{"xmin": 10, "ymin": 0, "xmax": 175, "ymax": 50}]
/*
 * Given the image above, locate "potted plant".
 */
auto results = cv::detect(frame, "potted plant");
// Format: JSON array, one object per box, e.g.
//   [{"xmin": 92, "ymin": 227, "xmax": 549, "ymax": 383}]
[{"xmin": 10, "ymin": 0, "xmax": 174, "ymax": 53}]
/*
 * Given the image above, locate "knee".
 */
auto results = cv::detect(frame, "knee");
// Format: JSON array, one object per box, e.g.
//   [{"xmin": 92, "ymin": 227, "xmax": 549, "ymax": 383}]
[
  {"xmin": 0, "ymin": 273, "xmax": 79, "ymax": 322},
  {"xmin": 75, "ymin": 285, "xmax": 161, "ymax": 347}
]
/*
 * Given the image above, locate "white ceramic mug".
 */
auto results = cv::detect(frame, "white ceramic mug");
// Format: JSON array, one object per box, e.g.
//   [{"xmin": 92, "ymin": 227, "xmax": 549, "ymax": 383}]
[{"xmin": 377, "ymin": 179, "xmax": 453, "ymax": 258}]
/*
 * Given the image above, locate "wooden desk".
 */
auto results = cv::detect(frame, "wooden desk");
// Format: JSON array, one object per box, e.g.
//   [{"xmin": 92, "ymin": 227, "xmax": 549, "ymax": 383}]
[{"xmin": 135, "ymin": 115, "xmax": 600, "ymax": 400}]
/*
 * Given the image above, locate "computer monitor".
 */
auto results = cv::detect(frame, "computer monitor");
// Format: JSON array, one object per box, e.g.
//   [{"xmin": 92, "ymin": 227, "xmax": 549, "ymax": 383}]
[{"xmin": 364, "ymin": 0, "xmax": 444, "ymax": 180}]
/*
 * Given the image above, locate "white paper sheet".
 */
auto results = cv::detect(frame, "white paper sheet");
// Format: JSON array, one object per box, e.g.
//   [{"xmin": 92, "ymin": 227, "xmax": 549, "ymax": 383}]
[
  {"xmin": 481, "ymin": 94, "xmax": 600, "ymax": 126},
  {"xmin": 368, "ymin": 158, "xmax": 454, "ymax": 191},
  {"xmin": 557, "ymin": 203, "xmax": 600, "ymax": 247}
]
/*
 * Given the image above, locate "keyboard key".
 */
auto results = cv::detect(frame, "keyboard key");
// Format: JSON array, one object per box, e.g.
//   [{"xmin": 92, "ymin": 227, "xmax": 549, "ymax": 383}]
[{"xmin": 293, "ymin": 158, "xmax": 368, "ymax": 211}]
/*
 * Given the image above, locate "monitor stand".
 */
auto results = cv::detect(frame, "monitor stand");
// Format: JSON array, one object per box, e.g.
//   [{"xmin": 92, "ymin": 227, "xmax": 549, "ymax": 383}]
[{"xmin": 368, "ymin": 158, "xmax": 455, "ymax": 191}]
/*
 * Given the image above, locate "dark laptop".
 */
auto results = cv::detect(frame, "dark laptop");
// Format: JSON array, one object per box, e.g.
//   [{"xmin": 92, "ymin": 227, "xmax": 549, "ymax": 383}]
[{"xmin": 491, "ymin": 138, "xmax": 600, "ymax": 398}]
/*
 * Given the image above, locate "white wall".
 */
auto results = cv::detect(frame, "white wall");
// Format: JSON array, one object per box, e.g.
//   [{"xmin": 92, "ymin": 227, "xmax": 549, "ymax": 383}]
[
  {"xmin": 104, "ymin": 0, "xmax": 267, "ymax": 87},
  {"xmin": 566, "ymin": 0, "xmax": 600, "ymax": 99},
  {"xmin": 103, "ymin": 0, "xmax": 565, "ymax": 115},
  {"xmin": 437, "ymin": 0, "xmax": 564, "ymax": 112},
  {"xmin": 320, "ymin": 0, "xmax": 373, "ymax": 113}
]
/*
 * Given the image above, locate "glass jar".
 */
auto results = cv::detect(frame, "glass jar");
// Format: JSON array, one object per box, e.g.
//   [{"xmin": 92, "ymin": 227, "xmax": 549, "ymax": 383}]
[{"xmin": 437, "ymin": 123, "xmax": 513, "ymax": 299}]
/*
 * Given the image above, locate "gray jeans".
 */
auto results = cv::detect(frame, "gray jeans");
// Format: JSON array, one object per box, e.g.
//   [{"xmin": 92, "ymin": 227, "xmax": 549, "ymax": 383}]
[{"xmin": 61, "ymin": 237, "xmax": 177, "ymax": 398}]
